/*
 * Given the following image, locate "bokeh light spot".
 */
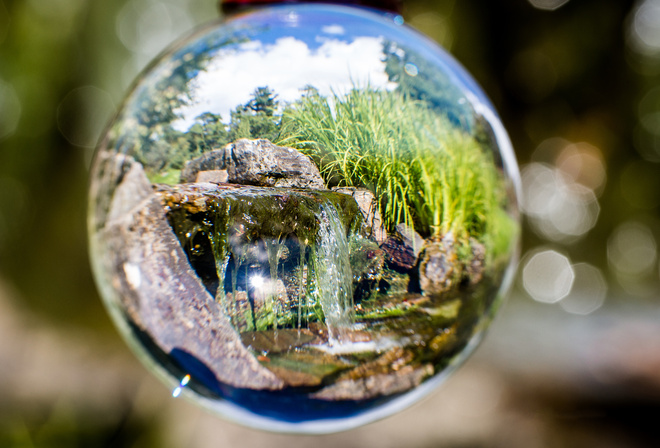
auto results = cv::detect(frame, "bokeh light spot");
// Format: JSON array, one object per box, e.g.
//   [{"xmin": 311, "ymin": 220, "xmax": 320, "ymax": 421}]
[
  {"xmin": 527, "ymin": 0, "xmax": 571, "ymax": 11},
  {"xmin": 556, "ymin": 142, "xmax": 607, "ymax": 195},
  {"xmin": 408, "ymin": 12, "xmax": 453, "ymax": 49},
  {"xmin": 608, "ymin": 221, "xmax": 657, "ymax": 277},
  {"xmin": 116, "ymin": 0, "xmax": 194, "ymax": 57},
  {"xmin": 629, "ymin": 0, "xmax": 660, "ymax": 56},
  {"xmin": 522, "ymin": 249, "xmax": 575, "ymax": 303},
  {"xmin": 521, "ymin": 162, "xmax": 599, "ymax": 242},
  {"xmin": 404, "ymin": 62, "xmax": 419, "ymax": 77},
  {"xmin": 559, "ymin": 263, "xmax": 607, "ymax": 315}
]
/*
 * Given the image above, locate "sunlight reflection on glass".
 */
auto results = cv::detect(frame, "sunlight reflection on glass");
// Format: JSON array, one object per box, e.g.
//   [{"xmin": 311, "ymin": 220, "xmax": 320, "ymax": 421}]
[{"xmin": 172, "ymin": 374, "xmax": 191, "ymax": 397}]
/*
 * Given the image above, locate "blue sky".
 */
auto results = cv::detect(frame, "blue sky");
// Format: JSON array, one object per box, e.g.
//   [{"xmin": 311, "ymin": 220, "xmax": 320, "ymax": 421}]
[{"xmin": 163, "ymin": 4, "xmax": 493, "ymax": 130}]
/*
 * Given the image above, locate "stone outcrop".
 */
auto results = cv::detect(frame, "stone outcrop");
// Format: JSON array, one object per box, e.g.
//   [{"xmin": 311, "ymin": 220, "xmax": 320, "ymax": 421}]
[
  {"xmin": 332, "ymin": 187, "xmax": 386, "ymax": 243},
  {"xmin": 195, "ymin": 169, "xmax": 228, "ymax": 184},
  {"xmin": 155, "ymin": 181, "xmax": 363, "ymax": 333},
  {"xmin": 465, "ymin": 238, "xmax": 486, "ymax": 285},
  {"xmin": 380, "ymin": 224, "xmax": 425, "ymax": 273},
  {"xmin": 179, "ymin": 150, "xmax": 226, "ymax": 183},
  {"xmin": 90, "ymin": 152, "xmax": 284, "ymax": 390},
  {"xmin": 418, "ymin": 232, "xmax": 462, "ymax": 297},
  {"xmin": 310, "ymin": 347, "xmax": 433, "ymax": 400},
  {"xmin": 180, "ymin": 138, "xmax": 325, "ymax": 189}
]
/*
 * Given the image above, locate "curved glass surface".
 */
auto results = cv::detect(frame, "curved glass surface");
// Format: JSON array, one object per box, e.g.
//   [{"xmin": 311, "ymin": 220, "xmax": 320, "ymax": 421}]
[{"xmin": 88, "ymin": 4, "xmax": 520, "ymax": 433}]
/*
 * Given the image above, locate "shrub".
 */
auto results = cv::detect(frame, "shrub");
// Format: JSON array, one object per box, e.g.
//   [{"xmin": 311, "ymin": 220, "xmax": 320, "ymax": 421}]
[{"xmin": 277, "ymin": 87, "xmax": 509, "ymax": 256}]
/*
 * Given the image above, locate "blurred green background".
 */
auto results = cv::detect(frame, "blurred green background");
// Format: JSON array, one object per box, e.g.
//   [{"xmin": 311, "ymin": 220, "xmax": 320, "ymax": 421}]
[{"xmin": 1, "ymin": 0, "xmax": 660, "ymax": 446}]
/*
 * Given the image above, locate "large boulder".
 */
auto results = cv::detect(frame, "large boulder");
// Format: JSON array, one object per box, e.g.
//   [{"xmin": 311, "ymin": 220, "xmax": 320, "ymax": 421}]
[
  {"xmin": 90, "ymin": 152, "xmax": 284, "ymax": 391},
  {"xmin": 181, "ymin": 138, "xmax": 325, "ymax": 189},
  {"xmin": 380, "ymin": 224, "xmax": 425, "ymax": 273}
]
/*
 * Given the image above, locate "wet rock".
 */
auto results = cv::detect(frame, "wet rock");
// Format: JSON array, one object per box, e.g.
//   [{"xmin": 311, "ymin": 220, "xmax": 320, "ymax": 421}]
[
  {"xmin": 155, "ymin": 182, "xmax": 363, "ymax": 332},
  {"xmin": 464, "ymin": 238, "xmax": 486, "ymax": 285},
  {"xmin": 262, "ymin": 350, "xmax": 351, "ymax": 387},
  {"xmin": 240, "ymin": 329, "xmax": 319, "ymax": 353},
  {"xmin": 350, "ymin": 238, "xmax": 386, "ymax": 301},
  {"xmin": 180, "ymin": 150, "xmax": 226, "ymax": 183},
  {"xmin": 333, "ymin": 187, "xmax": 386, "ymax": 243},
  {"xmin": 224, "ymin": 290, "xmax": 253, "ymax": 332},
  {"xmin": 380, "ymin": 224, "xmax": 424, "ymax": 273},
  {"xmin": 418, "ymin": 232, "xmax": 462, "ymax": 297},
  {"xmin": 156, "ymin": 182, "xmax": 362, "ymax": 240},
  {"xmin": 226, "ymin": 139, "xmax": 325, "ymax": 189},
  {"xmin": 343, "ymin": 347, "xmax": 414, "ymax": 380},
  {"xmin": 195, "ymin": 169, "xmax": 228, "ymax": 183},
  {"xmin": 428, "ymin": 325, "xmax": 458, "ymax": 354},
  {"xmin": 180, "ymin": 138, "xmax": 325, "ymax": 189},
  {"xmin": 311, "ymin": 347, "xmax": 433, "ymax": 400},
  {"xmin": 311, "ymin": 364, "xmax": 433, "ymax": 400},
  {"xmin": 89, "ymin": 152, "xmax": 141, "ymax": 231},
  {"xmin": 91, "ymin": 152, "xmax": 284, "ymax": 391},
  {"xmin": 378, "ymin": 268, "xmax": 410, "ymax": 295}
]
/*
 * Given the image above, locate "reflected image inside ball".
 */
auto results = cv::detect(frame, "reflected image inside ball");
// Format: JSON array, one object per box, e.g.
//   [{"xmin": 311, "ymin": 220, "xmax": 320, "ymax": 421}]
[{"xmin": 88, "ymin": 4, "xmax": 520, "ymax": 434}]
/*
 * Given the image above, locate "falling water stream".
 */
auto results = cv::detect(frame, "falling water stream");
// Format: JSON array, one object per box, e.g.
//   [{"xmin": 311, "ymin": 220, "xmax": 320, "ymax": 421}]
[
  {"xmin": 310, "ymin": 199, "xmax": 354, "ymax": 343},
  {"xmin": 166, "ymin": 186, "xmax": 358, "ymax": 340}
]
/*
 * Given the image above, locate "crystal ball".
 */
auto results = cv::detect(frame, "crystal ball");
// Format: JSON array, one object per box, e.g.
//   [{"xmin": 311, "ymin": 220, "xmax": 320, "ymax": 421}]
[{"xmin": 88, "ymin": 3, "xmax": 520, "ymax": 433}]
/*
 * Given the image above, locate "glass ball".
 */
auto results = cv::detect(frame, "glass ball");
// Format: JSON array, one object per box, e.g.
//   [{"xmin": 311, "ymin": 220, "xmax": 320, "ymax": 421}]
[{"xmin": 88, "ymin": 3, "xmax": 520, "ymax": 434}]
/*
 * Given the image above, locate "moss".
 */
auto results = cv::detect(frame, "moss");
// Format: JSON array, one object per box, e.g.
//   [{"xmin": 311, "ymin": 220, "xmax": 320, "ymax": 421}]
[{"xmin": 155, "ymin": 183, "xmax": 364, "ymax": 332}]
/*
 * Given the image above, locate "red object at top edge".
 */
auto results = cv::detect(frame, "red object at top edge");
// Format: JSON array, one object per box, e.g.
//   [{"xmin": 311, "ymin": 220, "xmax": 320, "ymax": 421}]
[{"xmin": 219, "ymin": 0, "xmax": 403, "ymax": 15}]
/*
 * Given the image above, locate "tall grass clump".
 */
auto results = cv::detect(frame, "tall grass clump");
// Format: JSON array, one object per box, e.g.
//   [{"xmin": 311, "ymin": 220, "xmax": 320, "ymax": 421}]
[{"xmin": 277, "ymin": 87, "xmax": 511, "ymax": 256}]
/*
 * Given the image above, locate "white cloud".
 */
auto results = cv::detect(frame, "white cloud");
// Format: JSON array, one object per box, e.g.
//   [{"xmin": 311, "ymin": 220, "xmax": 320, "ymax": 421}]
[
  {"xmin": 174, "ymin": 36, "xmax": 394, "ymax": 130},
  {"xmin": 322, "ymin": 24, "xmax": 345, "ymax": 35}
]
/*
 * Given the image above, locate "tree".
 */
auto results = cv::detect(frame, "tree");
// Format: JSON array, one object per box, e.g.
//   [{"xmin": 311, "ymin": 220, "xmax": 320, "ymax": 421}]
[{"xmin": 228, "ymin": 86, "xmax": 280, "ymax": 142}]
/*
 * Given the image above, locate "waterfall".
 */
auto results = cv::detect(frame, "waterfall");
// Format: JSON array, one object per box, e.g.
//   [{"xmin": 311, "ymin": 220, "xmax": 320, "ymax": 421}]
[{"xmin": 312, "ymin": 199, "xmax": 354, "ymax": 343}]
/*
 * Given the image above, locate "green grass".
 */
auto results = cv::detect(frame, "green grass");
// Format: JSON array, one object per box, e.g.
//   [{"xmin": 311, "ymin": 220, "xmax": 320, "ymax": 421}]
[
  {"xmin": 148, "ymin": 168, "xmax": 181, "ymax": 185},
  {"xmin": 277, "ymin": 87, "xmax": 514, "ymax": 257}
]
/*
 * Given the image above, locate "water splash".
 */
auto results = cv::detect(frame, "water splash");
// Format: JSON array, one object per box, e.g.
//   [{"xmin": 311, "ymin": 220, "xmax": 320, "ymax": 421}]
[{"xmin": 311, "ymin": 199, "xmax": 354, "ymax": 343}]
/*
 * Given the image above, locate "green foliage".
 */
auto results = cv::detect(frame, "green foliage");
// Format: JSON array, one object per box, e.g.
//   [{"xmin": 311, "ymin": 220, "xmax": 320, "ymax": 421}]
[
  {"xmin": 186, "ymin": 111, "xmax": 230, "ymax": 159},
  {"xmin": 278, "ymin": 87, "xmax": 509, "ymax": 255},
  {"xmin": 120, "ymin": 86, "xmax": 281, "ymax": 176},
  {"xmin": 228, "ymin": 86, "xmax": 280, "ymax": 142},
  {"xmin": 383, "ymin": 41, "xmax": 475, "ymax": 131},
  {"xmin": 149, "ymin": 168, "xmax": 181, "ymax": 185}
]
